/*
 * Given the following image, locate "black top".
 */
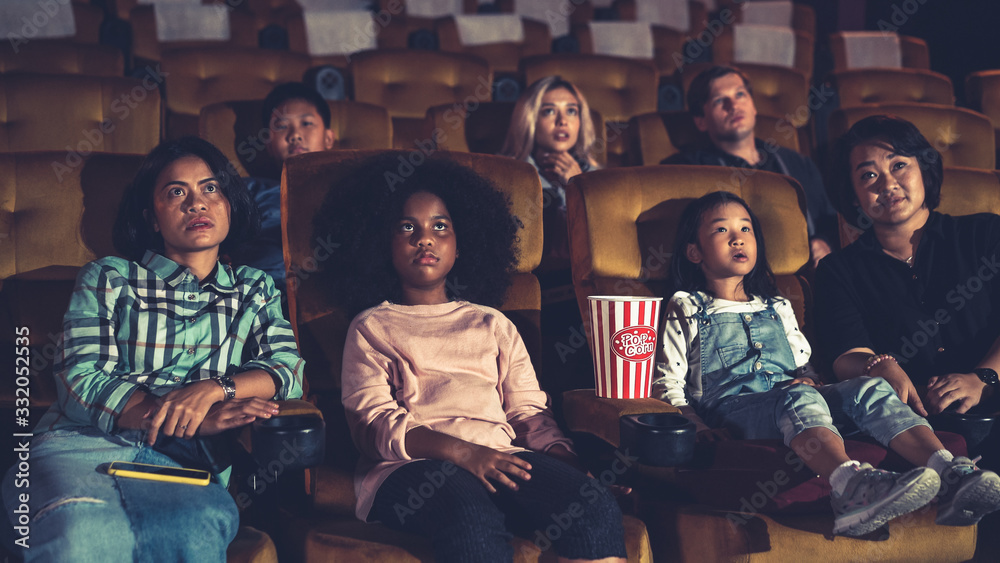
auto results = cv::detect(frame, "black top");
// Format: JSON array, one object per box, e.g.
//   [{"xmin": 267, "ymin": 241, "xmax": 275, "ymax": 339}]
[
  {"xmin": 661, "ymin": 138, "xmax": 837, "ymax": 243},
  {"xmin": 815, "ymin": 212, "xmax": 1000, "ymax": 386}
]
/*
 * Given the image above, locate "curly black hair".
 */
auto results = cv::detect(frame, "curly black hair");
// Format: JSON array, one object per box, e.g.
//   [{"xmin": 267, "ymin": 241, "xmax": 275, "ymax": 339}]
[
  {"xmin": 112, "ymin": 136, "xmax": 259, "ymax": 262},
  {"xmin": 668, "ymin": 191, "xmax": 778, "ymax": 300},
  {"xmin": 314, "ymin": 153, "xmax": 521, "ymax": 316}
]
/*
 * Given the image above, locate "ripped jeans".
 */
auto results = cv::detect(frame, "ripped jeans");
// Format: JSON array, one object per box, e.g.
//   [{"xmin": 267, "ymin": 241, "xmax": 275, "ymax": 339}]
[{"xmin": 2, "ymin": 427, "xmax": 238, "ymax": 562}]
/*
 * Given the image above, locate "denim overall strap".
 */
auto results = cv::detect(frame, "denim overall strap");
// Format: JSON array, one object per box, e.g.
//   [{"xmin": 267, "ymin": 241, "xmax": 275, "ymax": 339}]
[{"xmin": 695, "ymin": 294, "xmax": 799, "ymax": 414}]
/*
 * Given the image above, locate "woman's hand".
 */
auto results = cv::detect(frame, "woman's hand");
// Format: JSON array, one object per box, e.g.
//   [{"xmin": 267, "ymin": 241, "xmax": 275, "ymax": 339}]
[
  {"xmin": 197, "ymin": 398, "xmax": 280, "ymax": 435},
  {"xmin": 537, "ymin": 151, "xmax": 583, "ymax": 186},
  {"xmin": 454, "ymin": 443, "xmax": 533, "ymax": 494},
  {"xmin": 144, "ymin": 380, "xmax": 224, "ymax": 445},
  {"xmin": 872, "ymin": 361, "xmax": 928, "ymax": 416},
  {"xmin": 925, "ymin": 372, "xmax": 988, "ymax": 414}
]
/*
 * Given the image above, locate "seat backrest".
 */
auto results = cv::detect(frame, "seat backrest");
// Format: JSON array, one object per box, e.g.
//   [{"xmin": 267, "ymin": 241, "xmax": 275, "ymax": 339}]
[
  {"xmin": 832, "ymin": 68, "xmax": 954, "ymax": 108},
  {"xmin": 130, "ymin": 3, "xmax": 258, "ymax": 63},
  {"xmin": 350, "ymin": 49, "xmax": 493, "ymax": 119},
  {"xmin": 520, "ymin": 53, "xmax": 657, "ymax": 124},
  {"xmin": 627, "ymin": 111, "xmax": 800, "ymax": 166},
  {"xmin": 736, "ymin": 0, "xmax": 816, "ymax": 37},
  {"xmin": 566, "ymin": 165, "xmax": 811, "ymax": 344},
  {"xmin": 577, "ymin": 22, "xmax": 656, "ymax": 61},
  {"xmin": 160, "ymin": 46, "xmax": 312, "ymax": 139},
  {"xmin": 966, "ymin": 70, "xmax": 1000, "ymax": 131},
  {"xmin": 423, "ymin": 101, "xmax": 606, "ymax": 167},
  {"xmin": 282, "ymin": 150, "xmax": 543, "ymax": 395},
  {"xmin": 199, "ymin": 99, "xmax": 393, "ymax": 177},
  {"xmin": 828, "ymin": 103, "xmax": 996, "ymax": 169},
  {"xmin": 0, "ymin": 74, "xmax": 161, "ymax": 154},
  {"xmin": 497, "ymin": 0, "xmax": 595, "ymax": 38},
  {"xmin": 0, "ymin": 151, "xmax": 144, "ymax": 280},
  {"xmin": 0, "ymin": 41, "xmax": 123, "ymax": 77},
  {"xmin": 838, "ymin": 167, "xmax": 1000, "ymax": 247},
  {"xmin": 829, "ymin": 31, "xmax": 930, "ymax": 72}
]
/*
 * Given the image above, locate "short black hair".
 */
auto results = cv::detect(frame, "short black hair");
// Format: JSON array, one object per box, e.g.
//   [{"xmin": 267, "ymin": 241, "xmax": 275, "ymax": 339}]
[
  {"xmin": 112, "ymin": 137, "xmax": 260, "ymax": 262},
  {"xmin": 832, "ymin": 114, "xmax": 943, "ymax": 216},
  {"xmin": 314, "ymin": 154, "xmax": 521, "ymax": 317},
  {"xmin": 686, "ymin": 65, "xmax": 753, "ymax": 118},
  {"xmin": 668, "ymin": 191, "xmax": 778, "ymax": 300},
  {"xmin": 261, "ymin": 82, "xmax": 331, "ymax": 128}
]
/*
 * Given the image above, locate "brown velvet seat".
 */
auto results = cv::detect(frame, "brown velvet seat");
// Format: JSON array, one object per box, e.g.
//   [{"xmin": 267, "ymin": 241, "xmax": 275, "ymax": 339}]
[
  {"xmin": 711, "ymin": 24, "xmax": 815, "ymax": 80},
  {"xmin": 0, "ymin": 41, "xmax": 123, "ymax": 77},
  {"xmin": 435, "ymin": 15, "xmax": 551, "ymax": 74},
  {"xmin": 562, "ymin": 164, "xmax": 977, "ymax": 562},
  {"xmin": 828, "ymin": 102, "xmax": 996, "ymax": 170},
  {"xmin": 965, "ymin": 70, "xmax": 1000, "ymax": 169},
  {"xmin": 199, "ymin": 99, "xmax": 392, "ymax": 178},
  {"xmin": 349, "ymin": 49, "xmax": 493, "ymax": 150},
  {"xmin": 277, "ymin": 149, "xmax": 652, "ymax": 562},
  {"xmin": 160, "ymin": 46, "xmax": 312, "ymax": 139},
  {"xmin": 573, "ymin": 22, "xmax": 688, "ymax": 77},
  {"xmin": 832, "ymin": 68, "xmax": 955, "ymax": 109},
  {"xmin": 422, "ymin": 101, "xmax": 606, "ymax": 168},
  {"xmin": 0, "ymin": 74, "xmax": 160, "ymax": 154},
  {"xmin": 521, "ymin": 54, "xmax": 658, "ymax": 168},
  {"xmin": 732, "ymin": 0, "xmax": 817, "ymax": 37}
]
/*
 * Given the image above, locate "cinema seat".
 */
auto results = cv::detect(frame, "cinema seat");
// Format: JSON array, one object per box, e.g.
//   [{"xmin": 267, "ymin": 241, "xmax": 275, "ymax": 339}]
[
  {"xmin": 711, "ymin": 24, "xmax": 815, "ymax": 80},
  {"xmin": 965, "ymin": 70, "xmax": 1000, "ymax": 168},
  {"xmin": 129, "ymin": 3, "xmax": 258, "ymax": 65},
  {"xmin": 349, "ymin": 49, "xmax": 492, "ymax": 150},
  {"xmin": 832, "ymin": 68, "xmax": 955, "ymax": 109},
  {"xmin": 160, "ymin": 46, "xmax": 311, "ymax": 139},
  {"xmin": 0, "ymin": 40, "xmax": 123, "ymax": 77},
  {"xmin": 562, "ymin": 164, "xmax": 976, "ymax": 562},
  {"xmin": 435, "ymin": 15, "xmax": 550, "ymax": 74},
  {"xmin": 199, "ymin": 99, "xmax": 393, "ymax": 178},
  {"xmin": 276, "ymin": 149, "xmax": 652, "ymax": 562},
  {"xmin": 574, "ymin": 22, "xmax": 688, "ymax": 77},
  {"xmin": 829, "ymin": 31, "xmax": 931, "ymax": 72},
  {"xmin": 0, "ymin": 74, "xmax": 160, "ymax": 154}
]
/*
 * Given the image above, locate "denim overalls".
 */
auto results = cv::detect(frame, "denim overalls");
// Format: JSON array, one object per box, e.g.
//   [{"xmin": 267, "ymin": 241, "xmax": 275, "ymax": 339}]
[{"xmin": 689, "ymin": 292, "xmax": 929, "ymax": 446}]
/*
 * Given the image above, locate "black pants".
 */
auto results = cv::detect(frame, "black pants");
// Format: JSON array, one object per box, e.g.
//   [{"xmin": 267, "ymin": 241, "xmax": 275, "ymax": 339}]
[{"xmin": 370, "ymin": 451, "xmax": 627, "ymax": 562}]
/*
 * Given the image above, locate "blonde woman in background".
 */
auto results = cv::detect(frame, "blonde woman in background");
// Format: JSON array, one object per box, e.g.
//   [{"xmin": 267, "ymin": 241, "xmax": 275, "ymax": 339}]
[{"xmin": 500, "ymin": 75, "xmax": 600, "ymax": 211}]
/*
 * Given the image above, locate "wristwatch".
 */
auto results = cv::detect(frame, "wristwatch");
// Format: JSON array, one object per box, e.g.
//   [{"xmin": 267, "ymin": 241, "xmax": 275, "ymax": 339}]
[
  {"xmin": 973, "ymin": 368, "xmax": 999, "ymax": 386},
  {"xmin": 211, "ymin": 374, "xmax": 237, "ymax": 400}
]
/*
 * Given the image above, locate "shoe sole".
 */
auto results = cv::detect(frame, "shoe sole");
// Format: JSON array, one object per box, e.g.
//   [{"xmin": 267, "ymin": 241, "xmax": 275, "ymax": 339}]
[
  {"xmin": 936, "ymin": 472, "xmax": 1000, "ymax": 526},
  {"xmin": 834, "ymin": 468, "xmax": 941, "ymax": 537}
]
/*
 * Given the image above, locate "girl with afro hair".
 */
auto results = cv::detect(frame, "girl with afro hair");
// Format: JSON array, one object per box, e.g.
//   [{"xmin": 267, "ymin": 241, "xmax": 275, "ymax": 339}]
[{"xmin": 315, "ymin": 154, "xmax": 627, "ymax": 562}]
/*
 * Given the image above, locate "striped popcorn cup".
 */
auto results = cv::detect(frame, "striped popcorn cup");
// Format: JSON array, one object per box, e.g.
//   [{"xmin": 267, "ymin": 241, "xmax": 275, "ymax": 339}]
[{"xmin": 587, "ymin": 296, "xmax": 663, "ymax": 399}]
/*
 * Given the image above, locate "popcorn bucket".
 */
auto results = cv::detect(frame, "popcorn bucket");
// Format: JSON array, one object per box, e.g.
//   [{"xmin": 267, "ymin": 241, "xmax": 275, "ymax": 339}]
[{"xmin": 587, "ymin": 296, "xmax": 663, "ymax": 399}]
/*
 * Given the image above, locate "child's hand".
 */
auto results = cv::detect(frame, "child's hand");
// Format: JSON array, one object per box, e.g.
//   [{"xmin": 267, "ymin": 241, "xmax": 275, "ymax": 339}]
[
  {"xmin": 786, "ymin": 377, "xmax": 820, "ymax": 388},
  {"xmin": 873, "ymin": 362, "xmax": 928, "ymax": 417},
  {"xmin": 456, "ymin": 445, "xmax": 533, "ymax": 493}
]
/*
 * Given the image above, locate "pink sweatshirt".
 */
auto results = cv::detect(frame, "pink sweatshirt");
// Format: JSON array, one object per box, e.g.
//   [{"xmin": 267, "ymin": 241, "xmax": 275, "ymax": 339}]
[{"xmin": 341, "ymin": 300, "xmax": 574, "ymax": 521}]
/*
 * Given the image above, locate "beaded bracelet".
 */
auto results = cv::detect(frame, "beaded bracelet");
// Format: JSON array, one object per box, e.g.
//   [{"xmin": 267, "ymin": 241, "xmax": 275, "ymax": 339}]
[{"xmin": 863, "ymin": 353, "xmax": 897, "ymax": 376}]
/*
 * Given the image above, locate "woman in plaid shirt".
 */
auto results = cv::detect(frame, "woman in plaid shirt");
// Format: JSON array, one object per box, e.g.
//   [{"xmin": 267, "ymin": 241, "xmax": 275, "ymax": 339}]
[{"xmin": 2, "ymin": 137, "xmax": 304, "ymax": 562}]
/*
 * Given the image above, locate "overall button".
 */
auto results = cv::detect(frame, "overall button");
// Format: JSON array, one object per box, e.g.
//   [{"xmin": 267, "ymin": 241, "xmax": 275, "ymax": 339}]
[
  {"xmin": 753, "ymin": 342, "xmax": 763, "ymax": 349},
  {"xmin": 743, "ymin": 314, "xmax": 753, "ymax": 322},
  {"xmin": 754, "ymin": 361, "xmax": 763, "ymax": 370}
]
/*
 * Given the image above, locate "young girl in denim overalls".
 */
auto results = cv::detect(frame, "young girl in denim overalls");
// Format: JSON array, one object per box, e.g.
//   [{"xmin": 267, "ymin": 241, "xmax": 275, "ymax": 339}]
[{"xmin": 653, "ymin": 191, "xmax": 1000, "ymax": 536}]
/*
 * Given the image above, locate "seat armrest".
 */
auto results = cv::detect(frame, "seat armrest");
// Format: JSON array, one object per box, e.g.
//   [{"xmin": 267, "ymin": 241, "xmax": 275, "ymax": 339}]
[
  {"xmin": 242, "ymin": 399, "xmax": 326, "ymax": 470},
  {"xmin": 563, "ymin": 389, "xmax": 680, "ymax": 447}
]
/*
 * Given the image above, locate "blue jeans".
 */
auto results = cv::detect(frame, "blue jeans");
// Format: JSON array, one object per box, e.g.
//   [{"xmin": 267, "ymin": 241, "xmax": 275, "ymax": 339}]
[
  {"xmin": 369, "ymin": 451, "xmax": 627, "ymax": 563},
  {"xmin": 710, "ymin": 377, "xmax": 931, "ymax": 447},
  {"xmin": 2, "ymin": 427, "xmax": 238, "ymax": 562}
]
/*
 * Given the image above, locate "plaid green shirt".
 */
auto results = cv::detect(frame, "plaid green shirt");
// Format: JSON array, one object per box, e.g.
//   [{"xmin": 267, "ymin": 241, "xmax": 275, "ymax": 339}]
[{"xmin": 38, "ymin": 251, "xmax": 304, "ymax": 436}]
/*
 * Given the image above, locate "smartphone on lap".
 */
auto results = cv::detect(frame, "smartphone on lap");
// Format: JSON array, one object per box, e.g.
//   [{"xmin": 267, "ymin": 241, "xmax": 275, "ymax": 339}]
[{"xmin": 107, "ymin": 461, "xmax": 211, "ymax": 486}]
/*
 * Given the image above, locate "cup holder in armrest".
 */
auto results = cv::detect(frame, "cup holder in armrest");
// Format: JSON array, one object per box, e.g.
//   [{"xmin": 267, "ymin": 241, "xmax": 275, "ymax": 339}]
[
  {"xmin": 250, "ymin": 414, "xmax": 326, "ymax": 469},
  {"xmin": 619, "ymin": 413, "xmax": 696, "ymax": 467}
]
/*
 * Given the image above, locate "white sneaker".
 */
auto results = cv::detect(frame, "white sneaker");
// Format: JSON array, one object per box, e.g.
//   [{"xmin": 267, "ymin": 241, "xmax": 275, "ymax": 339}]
[
  {"xmin": 831, "ymin": 463, "xmax": 940, "ymax": 536},
  {"xmin": 935, "ymin": 456, "xmax": 1000, "ymax": 526}
]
